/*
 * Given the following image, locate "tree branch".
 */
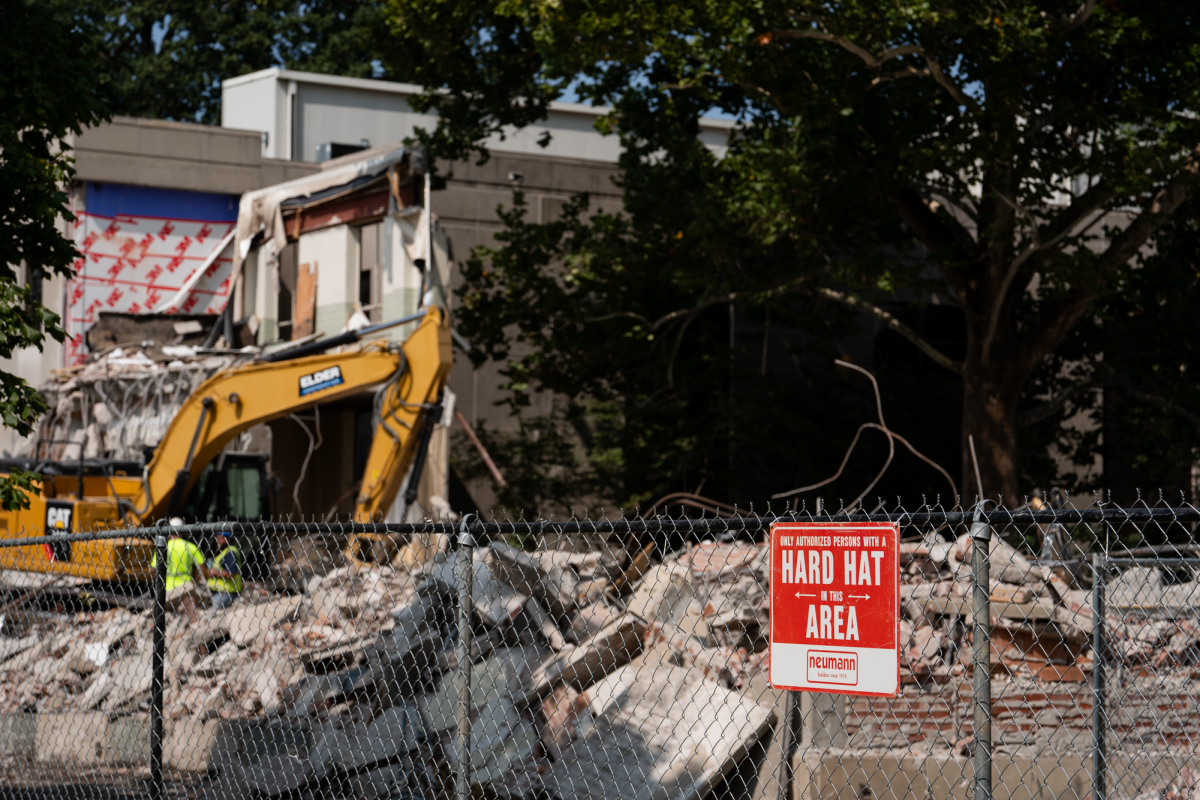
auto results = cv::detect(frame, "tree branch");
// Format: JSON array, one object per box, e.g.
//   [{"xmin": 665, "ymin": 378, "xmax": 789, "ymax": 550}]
[
  {"xmin": 1036, "ymin": 177, "xmax": 1115, "ymax": 244},
  {"xmin": 775, "ymin": 16, "xmax": 979, "ymax": 110},
  {"xmin": 870, "ymin": 66, "xmax": 931, "ymax": 88},
  {"xmin": 814, "ymin": 287, "xmax": 963, "ymax": 375},
  {"xmin": 589, "ymin": 277, "xmax": 809, "ymax": 335},
  {"xmin": 586, "ymin": 311, "xmax": 652, "ymax": 326},
  {"xmin": 982, "ymin": 193, "xmax": 1105, "ymax": 365},
  {"xmin": 1101, "ymin": 364, "xmax": 1200, "ymax": 430},
  {"xmin": 887, "ymin": 186, "xmax": 975, "ymax": 289},
  {"xmin": 1055, "ymin": 0, "xmax": 1097, "ymax": 33},
  {"xmin": 1094, "ymin": 164, "xmax": 1199, "ymax": 275},
  {"xmin": 919, "ymin": 53, "xmax": 978, "ymax": 110},
  {"xmin": 1017, "ymin": 375, "xmax": 1102, "ymax": 428},
  {"xmin": 1015, "ymin": 163, "xmax": 1199, "ymax": 378}
]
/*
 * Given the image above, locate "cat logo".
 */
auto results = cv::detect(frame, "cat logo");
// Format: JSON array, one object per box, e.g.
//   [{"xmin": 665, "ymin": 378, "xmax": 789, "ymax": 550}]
[{"xmin": 44, "ymin": 501, "xmax": 73, "ymax": 563}]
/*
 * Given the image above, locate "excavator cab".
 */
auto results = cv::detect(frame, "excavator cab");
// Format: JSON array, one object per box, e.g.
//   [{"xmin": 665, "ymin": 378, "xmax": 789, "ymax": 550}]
[{"xmin": 175, "ymin": 452, "xmax": 271, "ymax": 523}]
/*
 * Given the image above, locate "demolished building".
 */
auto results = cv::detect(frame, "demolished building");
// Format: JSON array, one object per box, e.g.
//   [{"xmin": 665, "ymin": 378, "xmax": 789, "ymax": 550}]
[{"xmin": 19, "ymin": 145, "xmax": 458, "ymax": 523}]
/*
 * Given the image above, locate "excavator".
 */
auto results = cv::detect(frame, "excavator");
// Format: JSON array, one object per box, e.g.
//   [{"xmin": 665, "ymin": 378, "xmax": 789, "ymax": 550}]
[{"xmin": 0, "ymin": 307, "xmax": 453, "ymax": 581}]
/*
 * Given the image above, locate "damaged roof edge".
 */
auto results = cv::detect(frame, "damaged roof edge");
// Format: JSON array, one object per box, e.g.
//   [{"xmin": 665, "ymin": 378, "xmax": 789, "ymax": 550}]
[{"xmin": 233, "ymin": 144, "xmax": 421, "ymax": 270}]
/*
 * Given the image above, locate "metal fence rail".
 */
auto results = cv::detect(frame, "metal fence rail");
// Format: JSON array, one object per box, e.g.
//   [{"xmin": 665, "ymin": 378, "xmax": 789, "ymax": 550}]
[{"xmin": 0, "ymin": 501, "xmax": 1197, "ymax": 800}]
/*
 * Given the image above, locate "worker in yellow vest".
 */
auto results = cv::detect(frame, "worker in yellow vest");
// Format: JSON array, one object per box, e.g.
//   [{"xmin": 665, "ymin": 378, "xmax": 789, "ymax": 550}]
[
  {"xmin": 151, "ymin": 524, "xmax": 211, "ymax": 624},
  {"xmin": 207, "ymin": 531, "xmax": 243, "ymax": 610}
]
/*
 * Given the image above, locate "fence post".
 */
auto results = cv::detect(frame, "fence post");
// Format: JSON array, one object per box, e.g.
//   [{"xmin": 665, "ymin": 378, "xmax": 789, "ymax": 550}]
[
  {"xmin": 150, "ymin": 531, "xmax": 167, "ymax": 800},
  {"xmin": 970, "ymin": 515, "xmax": 992, "ymax": 800},
  {"xmin": 1092, "ymin": 552, "xmax": 1107, "ymax": 800},
  {"xmin": 456, "ymin": 516, "xmax": 476, "ymax": 800}
]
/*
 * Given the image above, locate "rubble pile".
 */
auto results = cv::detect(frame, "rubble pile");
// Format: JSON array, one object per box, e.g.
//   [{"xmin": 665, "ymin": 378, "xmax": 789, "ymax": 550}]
[
  {"xmin": 8, "ymin": 525, "xmax": 1200, "ymax": 797},
  {"xmin": 30, "ymin": 347, "xmax": 245, "ymax": 462},
  {"xmin": 0, "ymin": 535, "xmax": 780, "ymax": 800},
  {"xmin": 894, "ymin": 530, "xmax": 1099, "ymax": 685}
]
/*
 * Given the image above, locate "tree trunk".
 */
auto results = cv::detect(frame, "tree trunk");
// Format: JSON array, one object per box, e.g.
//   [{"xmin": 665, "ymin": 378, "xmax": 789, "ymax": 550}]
[{"xmin": 960, "ymin": 360, "xmax": 1022, "ymax": 505}]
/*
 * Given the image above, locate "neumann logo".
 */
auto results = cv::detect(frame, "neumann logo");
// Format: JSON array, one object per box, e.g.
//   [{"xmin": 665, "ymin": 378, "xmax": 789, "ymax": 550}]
[
  {"xmin": 807, "ymin": 650, "xmax": 858, "ymax": 686},
  {"xmin": 299, "ymin": 365, "xmax": 344, "ymax": 396}
]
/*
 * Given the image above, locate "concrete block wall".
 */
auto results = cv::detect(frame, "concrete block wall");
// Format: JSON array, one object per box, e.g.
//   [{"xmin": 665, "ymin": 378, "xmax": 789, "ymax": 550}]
[
  {"xmin": 0, "ymin": 713, "xmax": 34, "ymax": 759},
  {"xmin": 2, "ymin": 713, "xmax": 221, "ymax": 772}
]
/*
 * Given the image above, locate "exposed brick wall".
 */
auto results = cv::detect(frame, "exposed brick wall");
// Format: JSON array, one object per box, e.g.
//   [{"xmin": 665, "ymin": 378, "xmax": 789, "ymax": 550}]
[{"xmin": 846, "ymin": 676, "xmax": 1200, "ymax": 751}]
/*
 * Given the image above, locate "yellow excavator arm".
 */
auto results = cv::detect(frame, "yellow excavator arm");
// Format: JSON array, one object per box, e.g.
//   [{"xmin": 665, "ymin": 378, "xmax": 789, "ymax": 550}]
[
  {"xmin": 133, "ymin": 309, "xmax": 452, "ymax": 523},
  {"xmin": 353, "ymin": 312, "xmax": 453, "ymax": 520}
]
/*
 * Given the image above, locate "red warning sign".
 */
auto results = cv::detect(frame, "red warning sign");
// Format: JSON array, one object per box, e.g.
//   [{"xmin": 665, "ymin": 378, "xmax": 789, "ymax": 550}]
[{"xmin": 768, "ymin": 521, "xmax": 899, "ymax": 697}]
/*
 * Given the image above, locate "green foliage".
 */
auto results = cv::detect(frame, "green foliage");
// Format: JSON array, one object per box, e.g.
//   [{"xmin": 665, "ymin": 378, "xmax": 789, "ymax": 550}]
[
  {"xmin": 53, "ymin": 1, "xmax": 399, "ymax": 123},
  {"xmin": 0, "ymin": 470, "xmax": 43, "ymax": 513},
  {"xmin": 0, "ymin": 1, "xmax": 111, "ymax": 510},
  {"xmin": 451, "ymin": 408, "xmax": 616, "ymax": 516},
  {"xmin": 388, "ymin": 0, "xmax": 1200, "ymax": 503}
]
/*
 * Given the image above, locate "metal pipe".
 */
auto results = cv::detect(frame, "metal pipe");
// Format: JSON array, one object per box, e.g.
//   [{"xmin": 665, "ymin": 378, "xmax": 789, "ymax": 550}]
[
  {"xmin": 1092, "ymin": 552, "xmax": 1107, "ymax": 800},
  {"xmin": 456, "ymin": 514, "xmax": 476, "ymax": 800},
  {"xmin": 260, "ymin": 310, "xmax": 427, "ymax": 363},
  {"xmin": 776, "ymin": 690, "xmax": 796, "ymax": 800},
  {"xmin": 149, "ymin": 531, "xmax": 167, "ymax": 800},
  {"xmin": 404, "ymin": 398, "xmax": 443, "ymax": 507},
  {"xmin": 167, "ymin": 397, "xmax": 214, "ymax": 517},
  {"xmin": 971, "ymin": 516, "xmax": 992, "ymax": 800},
  {"xmin": 1104, "ymin": 557, "xmax": 1200, "ymax": 567}
]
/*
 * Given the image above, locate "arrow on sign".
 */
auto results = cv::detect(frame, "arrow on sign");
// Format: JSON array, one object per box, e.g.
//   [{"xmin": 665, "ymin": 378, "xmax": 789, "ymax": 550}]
[
  {"xmin": 848, "ymin": 594, "xmax": 871, "ymax": 600},
  {"xmin": 795, "ymin": 593, "xmax": 816, "ymax": 598}
]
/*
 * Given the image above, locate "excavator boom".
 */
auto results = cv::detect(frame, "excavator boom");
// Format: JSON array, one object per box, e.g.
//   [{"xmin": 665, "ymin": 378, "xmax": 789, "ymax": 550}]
[{"xmin": 136, "ymin": 309, "xmax": 451, "ymax": 522}]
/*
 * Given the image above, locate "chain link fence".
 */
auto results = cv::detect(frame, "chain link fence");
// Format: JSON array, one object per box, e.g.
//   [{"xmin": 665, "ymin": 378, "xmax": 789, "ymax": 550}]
[{"xmin": 0, "ymin": 502, "xmax": 1198, "ymax": 800}]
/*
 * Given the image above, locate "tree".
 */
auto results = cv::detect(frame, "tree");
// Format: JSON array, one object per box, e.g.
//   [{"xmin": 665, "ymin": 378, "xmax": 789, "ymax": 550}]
[
  {"xmin": 384, "ymin": 0, "xmax": 1200, "ymax": 503},
  {"xmin": 1019, "ymin": 196, "xmax": 1200, "ymax": 504},
  {"xmin": 0, "ymin": 1, "xmax": 110, "ymax": 509},
  {"xmin": 53, "ymin": 1, "xmax": 397, "ymax": 124}
]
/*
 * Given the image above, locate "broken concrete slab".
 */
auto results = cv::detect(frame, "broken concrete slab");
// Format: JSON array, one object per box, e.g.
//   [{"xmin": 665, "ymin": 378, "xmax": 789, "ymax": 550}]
[
  {"xmin": 0, "ymin": 713, "xmax": 35, "ymax": 759},
  {"xmin": 78, "ymin": 670, "xmax": 112, "ymax": 710},
  {"xmin": 626, "ymin": 562, "xmax": 695, "ymax": 627},
  {"xmin": 354, "ymin": 629, "xmax": 441, "ymax": 703},
  {"xmin": 164, "ymin": 716, "xmax": 222, "ymax": 772},
  {"xmin": 424, "ymin": 647, "xmax": 548, "ymax": 733},
  {"xmin": 35, "ymin": 711, "xmax": 110, "ymax": 763},
  {"xmin": 1107, "ymin": 567, "xmax": 1200, "ymax": 610},
  {"xmin": 421, "ymin": 650, "xmax": 543, "ymax": 787},
  {"xmin": 952, "ymin": 533, "xmax": 1043, "ymax": 585},
  {"xmin": 531, "ymin": 614, "xmax": 645, "ymax": 698},
  {"xmin": 0, "ymin": 634, "xmax": 39, "ymax": 663},
  {"xmin": 102, "ymin": 651, "xmax": 153, "ymax": 711},
  {"xmin": 330, "ymin": 701, "xmax": 425, "ymax": 771},
  {"xmin": 0, "ymin": 638, "xmax": 46, "ymax": 672},
  {"xmin": 490, "ymin": 541, "xmax": 579, "ymax": 620},
  {"xmin": 229, "ymin": 596, "xmax": 303, "ymax": 647},
  {"xmin": 545, "ymin": 661, "xmax": 776, "ymax": 800},
  {"xmin": 427, "ymin": 549, "xmax": 528, "ymax": 627},
  {"xmin": 573, "ymin": 599, "xmax": 622, "ymax": 639}
]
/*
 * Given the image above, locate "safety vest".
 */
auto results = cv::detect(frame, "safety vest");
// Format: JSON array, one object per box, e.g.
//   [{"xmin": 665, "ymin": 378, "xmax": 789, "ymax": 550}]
[
  {"xmin": 151, "ymin": 538, "xmax": 203, "ymax": 591},
  {"xmin": 207, "ymin": 545, "xmax": 244, "ymax": 594}
]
